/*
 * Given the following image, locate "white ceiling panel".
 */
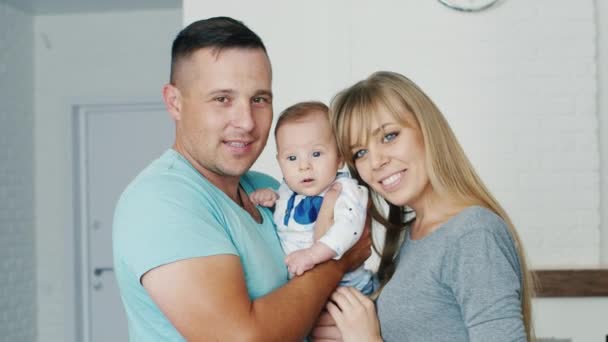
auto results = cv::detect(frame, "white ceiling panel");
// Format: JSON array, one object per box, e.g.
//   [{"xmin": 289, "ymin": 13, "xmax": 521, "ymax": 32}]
[{"xmin": 0, "ymin": 0, "xmax": 181, "ymax": 15}]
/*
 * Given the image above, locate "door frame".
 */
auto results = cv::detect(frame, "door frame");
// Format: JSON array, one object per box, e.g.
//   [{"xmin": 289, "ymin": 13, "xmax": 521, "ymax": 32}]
[{"xmin": 69, "ymin": 102, "xmax": 166, "ymax": 342}]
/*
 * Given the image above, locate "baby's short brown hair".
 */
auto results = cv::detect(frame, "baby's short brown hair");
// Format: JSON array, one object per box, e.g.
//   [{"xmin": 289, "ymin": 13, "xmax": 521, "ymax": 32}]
[{"xmin": 274, "ymin": 101, "xmax": 329, "ymax": 137}]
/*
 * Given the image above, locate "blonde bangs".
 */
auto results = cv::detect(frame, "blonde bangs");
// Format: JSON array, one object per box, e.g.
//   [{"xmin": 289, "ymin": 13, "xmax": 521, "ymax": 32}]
[
  {"xmin": 331, "ymin": 84, "xmax": 372, "ymax": 169},
  {"xmin": 331, "ymin": 83, "xmax": 413, "ymax": 172}
]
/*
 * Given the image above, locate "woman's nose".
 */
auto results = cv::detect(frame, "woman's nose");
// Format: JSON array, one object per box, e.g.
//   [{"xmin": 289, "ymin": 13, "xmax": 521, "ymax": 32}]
[{"xmin": 370, "ymin": 149, "xmax": 389, "ymax": 170}]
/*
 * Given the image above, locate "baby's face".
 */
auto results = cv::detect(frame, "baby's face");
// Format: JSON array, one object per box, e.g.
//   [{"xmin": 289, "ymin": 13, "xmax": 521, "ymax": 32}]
[{"xmin": 276, "ymin": 111, "xmax": 343, "ymax": 196}]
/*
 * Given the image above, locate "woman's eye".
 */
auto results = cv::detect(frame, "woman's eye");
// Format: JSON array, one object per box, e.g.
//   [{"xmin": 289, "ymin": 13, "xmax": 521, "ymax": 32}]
[
  {"xmin": 287, "ymin": 156, "xmax": 297, "ymax": 161},
  {"xmin": 353, "ymin": 149, "xmax": 367, "ymax": 160},
  {"xmin": 312, "ymin": 151, "xmax": 321, "ymax": 158},
  {"xmin": 383, "ymin": 132, "xmax": 398, "ymax": 143}
]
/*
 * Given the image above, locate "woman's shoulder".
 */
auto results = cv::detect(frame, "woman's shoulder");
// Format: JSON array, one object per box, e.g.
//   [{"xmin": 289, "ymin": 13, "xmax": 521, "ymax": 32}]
[{"xmin": 444, "ymin": 205, "xmax": 510, "ymax": 240}]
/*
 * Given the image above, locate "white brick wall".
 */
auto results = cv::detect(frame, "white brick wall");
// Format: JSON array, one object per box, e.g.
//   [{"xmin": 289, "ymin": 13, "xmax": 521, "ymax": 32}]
[
  {"xmin": 34, "ymin": 9, "xmax": 181, "ymax": 342},
  {"xmin": 601, "ymin": 0, "xmax": 608, "ymax": 266},
  {"xmin": 185, "ymin": 1, "xmax": 603, "ymax": 340},
  {"xmin": 187, "ymin": 0, "xmax": 599, "ymax": 268},
  {"xmin": 0, "ymin": 3, "xmax": 36, "ymax": 342}
]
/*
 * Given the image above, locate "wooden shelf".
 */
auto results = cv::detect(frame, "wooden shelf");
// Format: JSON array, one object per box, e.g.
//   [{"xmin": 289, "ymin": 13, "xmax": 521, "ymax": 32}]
[{"xmin": 534, "ymin": 269, "xmax": 608, "ymax": 297}]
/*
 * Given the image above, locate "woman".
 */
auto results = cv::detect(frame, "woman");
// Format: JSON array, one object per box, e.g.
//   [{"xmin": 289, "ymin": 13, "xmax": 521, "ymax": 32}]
[{"xmin": 319, "ymin": 71, "xmax": 534, "ymax": 341}]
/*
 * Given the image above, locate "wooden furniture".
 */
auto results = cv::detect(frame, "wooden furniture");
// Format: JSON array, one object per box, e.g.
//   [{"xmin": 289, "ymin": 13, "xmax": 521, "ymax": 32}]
[{"xmin": 535, "ymin": 269, "xmax": 608, "ymax": 297}]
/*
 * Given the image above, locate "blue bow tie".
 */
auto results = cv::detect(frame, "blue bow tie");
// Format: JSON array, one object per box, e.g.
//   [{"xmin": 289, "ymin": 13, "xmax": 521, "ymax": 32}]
[{"xmin": 284, "ymin": 193, "xmax": 324, "ymax": 225}]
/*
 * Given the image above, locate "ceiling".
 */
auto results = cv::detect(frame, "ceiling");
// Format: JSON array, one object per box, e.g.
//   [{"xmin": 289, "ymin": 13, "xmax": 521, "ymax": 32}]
[{"xmin": 0, "ymin": 0, "xmax": 181, "ymax": 15}]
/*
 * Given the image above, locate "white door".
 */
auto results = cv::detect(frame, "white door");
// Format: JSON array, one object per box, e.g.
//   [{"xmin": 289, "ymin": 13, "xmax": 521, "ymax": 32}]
[{"xmin": 74, "ymin": 103, "xmax": 174, "ymax": 342}]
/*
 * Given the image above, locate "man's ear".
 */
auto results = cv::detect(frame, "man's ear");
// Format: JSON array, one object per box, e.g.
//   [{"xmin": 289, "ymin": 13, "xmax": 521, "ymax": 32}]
[{"xmin": 162, "ymin": 83, "xmax": 182, "ymax": 121}]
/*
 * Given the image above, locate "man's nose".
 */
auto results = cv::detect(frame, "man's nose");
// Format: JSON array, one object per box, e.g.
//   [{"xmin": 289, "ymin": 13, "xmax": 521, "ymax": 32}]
[{"xmin": 232, "ymin": 101, "xmax": 254, "ymax": 131}]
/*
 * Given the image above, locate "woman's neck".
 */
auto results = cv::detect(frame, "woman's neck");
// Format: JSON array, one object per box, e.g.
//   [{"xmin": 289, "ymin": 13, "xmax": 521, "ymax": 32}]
[{"xmin": 408, "ymin": 187, "xmax": 465, "ymax": 240}]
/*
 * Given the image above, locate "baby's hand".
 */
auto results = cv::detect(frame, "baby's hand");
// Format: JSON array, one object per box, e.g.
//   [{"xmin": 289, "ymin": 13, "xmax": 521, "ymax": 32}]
[
  {"xmin": 285, "ymin": 249, "xmax": 316, "ymax": 277},
  {"xmin": 249, "ymin": 188, "xmax": 279, "ymax": 207}
]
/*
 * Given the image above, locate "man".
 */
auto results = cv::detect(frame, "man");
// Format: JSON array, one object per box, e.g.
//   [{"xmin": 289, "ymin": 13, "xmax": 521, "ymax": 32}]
[{"xmin": 113, "ymin": 16, "xmax": 370, "ymax": 341}]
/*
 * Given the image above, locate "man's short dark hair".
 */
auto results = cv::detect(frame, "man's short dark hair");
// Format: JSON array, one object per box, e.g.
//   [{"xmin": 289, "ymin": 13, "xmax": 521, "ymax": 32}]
[{"xmin": 170, "ymin": 16, "xmax": 267, "ymax": 84}]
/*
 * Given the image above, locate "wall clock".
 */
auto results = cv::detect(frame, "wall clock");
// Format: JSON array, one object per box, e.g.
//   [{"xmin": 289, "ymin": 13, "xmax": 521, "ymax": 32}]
[{"xmin": 438, "ymin": 0, "xmax": 500, "ymax": 12}]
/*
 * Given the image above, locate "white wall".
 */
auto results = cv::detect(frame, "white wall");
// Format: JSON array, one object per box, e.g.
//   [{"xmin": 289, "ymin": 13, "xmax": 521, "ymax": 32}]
[
  {"xmin": 0, "ymin": 3, "xmax": 37, "ymax": 341},
  {"xmin": 34, "ymin": 9, "xmax": 181, "ymax": 341},
  {"xmin": 599, "ymin": 0, "xmax": 608, "ymax": 266},
  {"xmin": 185, "ymin": 1, "xmax": 602, "ymax": 341},
  {"xmin": 185, "ymin": 0, "xmax": 599, "ymax": 268}
]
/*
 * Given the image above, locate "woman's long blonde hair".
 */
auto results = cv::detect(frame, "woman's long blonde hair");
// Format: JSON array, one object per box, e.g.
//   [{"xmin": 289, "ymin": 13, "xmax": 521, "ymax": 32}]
[{"xmin": 330, "ymin": 71, "xmax": 535, "ymax": 340}]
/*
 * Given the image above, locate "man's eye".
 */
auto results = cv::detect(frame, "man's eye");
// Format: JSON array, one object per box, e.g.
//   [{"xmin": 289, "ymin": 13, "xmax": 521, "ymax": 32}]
[
  {"xmin": 253, "ymin": 96, "xmax": 270, "ymax": 104},
  {"xmin": 312, "ymin": 151, "xmax": 321, "ymax": 158},
  {"xmin": 215, "ymin": 96, "xmax": 228, "ymax": 103},
  {"xmin": 353, "ymin": 149, "xmax": 367, "ymax": 160},
  {"xmin": 287, "ymin": 156, "xmax": 297, "ymax": 161},
  {"xmin": 383, "ymin": 132, "xmax": 398, "ymax": 143}
]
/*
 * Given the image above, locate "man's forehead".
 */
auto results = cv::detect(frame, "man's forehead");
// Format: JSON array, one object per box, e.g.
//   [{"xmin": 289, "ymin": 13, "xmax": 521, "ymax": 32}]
[{"xmin": 176, "ymin": 47, "xmax": 271, "ymax": 92}]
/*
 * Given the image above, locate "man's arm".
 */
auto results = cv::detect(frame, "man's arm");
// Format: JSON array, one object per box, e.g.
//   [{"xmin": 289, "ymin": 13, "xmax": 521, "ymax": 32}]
[{"xmin": 142, "ymin": 185, "xmax": 371, "ymax": 341}]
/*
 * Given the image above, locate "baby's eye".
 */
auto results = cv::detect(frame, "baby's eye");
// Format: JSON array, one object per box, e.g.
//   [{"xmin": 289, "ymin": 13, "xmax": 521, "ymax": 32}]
[
  {"xmin": 312, "ymin": 151, "xmax": 322, "ymax": 158},
  {"xmin": 287, "ymin": 155, "xmax": 297, "ymax": 161},
  {"xmin": 353, "ymin": 149, "xmax": 367, "ymax": 160},
  {"xmin": 382, "ymin": 132, "xmax": 398, "ymax": 143}
]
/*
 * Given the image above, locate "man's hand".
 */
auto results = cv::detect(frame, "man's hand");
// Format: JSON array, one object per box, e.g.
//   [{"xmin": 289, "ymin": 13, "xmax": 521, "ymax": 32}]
[{"xmin": 249, "ymin": 188, "xmax": 279, "ymax": 207}]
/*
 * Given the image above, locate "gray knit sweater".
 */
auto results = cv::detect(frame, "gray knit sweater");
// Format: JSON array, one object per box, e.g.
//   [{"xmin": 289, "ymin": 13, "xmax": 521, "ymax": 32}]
[{"xmin": 376, "ymin": 206, "xmax": 526, "ymax": 341}]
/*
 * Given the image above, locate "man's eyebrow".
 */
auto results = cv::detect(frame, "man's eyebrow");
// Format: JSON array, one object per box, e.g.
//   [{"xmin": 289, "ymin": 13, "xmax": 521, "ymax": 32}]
[
  {"xmin": 208, "ymin": 89, "xmax": 235, "ymax": 96},
  {"xmin": 254, "ymin": 90, "xmax": 273, "ymax": 98}
]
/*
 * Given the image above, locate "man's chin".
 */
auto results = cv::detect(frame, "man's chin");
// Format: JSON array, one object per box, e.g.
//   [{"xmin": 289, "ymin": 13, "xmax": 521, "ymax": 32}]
[{"xmin": 219, "ymin": 161, "xmax": 256, "ymax": 177}]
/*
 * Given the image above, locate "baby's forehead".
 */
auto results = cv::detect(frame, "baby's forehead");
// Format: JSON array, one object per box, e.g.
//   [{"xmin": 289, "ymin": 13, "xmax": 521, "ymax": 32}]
[
  {"xmin": 281, "ymin": 110, "xmax": 329, "ymax": 129},
  {"xmin": 278, "ymin": 140, "xmax": 334, "ymax": 152},
  {"xmin": 277, "ymin": 113, "xmax": 332, "ymax": 134}
]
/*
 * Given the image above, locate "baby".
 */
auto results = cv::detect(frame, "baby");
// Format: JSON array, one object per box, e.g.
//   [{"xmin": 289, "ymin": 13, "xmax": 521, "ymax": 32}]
[{"xmin": 250, "ymin": 101, "xmax": 374, "ymax": 294}]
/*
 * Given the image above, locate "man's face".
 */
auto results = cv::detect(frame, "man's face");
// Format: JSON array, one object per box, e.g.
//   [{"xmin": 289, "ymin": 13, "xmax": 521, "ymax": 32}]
[{"xmin": 171, "ymin": 48, "xmax": 273, "ymax": 182}]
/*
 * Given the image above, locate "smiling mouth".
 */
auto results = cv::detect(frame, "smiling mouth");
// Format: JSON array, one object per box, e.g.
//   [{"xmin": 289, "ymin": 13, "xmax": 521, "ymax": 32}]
[
  {"xmin": 379, "ymin": 170, "xmax": 405, "ymax": 189},
  {"xmin": 224, "ymin": 141, "xmax": 252, "ymax": 148}
]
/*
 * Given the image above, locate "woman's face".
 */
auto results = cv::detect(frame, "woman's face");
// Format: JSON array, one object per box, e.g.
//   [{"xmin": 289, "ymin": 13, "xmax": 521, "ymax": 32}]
[{"xmin": 349, "ymin": 105, "xmax": 430, "ymax": 207}]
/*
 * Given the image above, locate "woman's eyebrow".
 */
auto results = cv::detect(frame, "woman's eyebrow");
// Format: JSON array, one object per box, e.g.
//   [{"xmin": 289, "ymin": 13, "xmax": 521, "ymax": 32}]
[
  {"xmin": 371, "ymin": 123, "xmax": 393, "ymax": 136},
  {"xmin": 349, "ymin": 123, "xmax": 395, "ymax": 150}
]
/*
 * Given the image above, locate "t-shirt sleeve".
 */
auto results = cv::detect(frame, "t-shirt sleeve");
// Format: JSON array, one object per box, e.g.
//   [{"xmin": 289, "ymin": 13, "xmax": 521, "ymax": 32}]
[
  {"xmin": 318, "ymin": 178, "xmax": 368, "ymax": 258},
  {"xmin": 113, "ymin": 178, "xmax": 237, "ymax": 281},
  {"xmin": 442, "ymin": 228, "xmax": 526, "ymax": 341}
]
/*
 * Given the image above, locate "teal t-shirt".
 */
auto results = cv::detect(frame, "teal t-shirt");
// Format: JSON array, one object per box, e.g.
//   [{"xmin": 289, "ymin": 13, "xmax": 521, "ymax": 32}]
[{"xmin": 113, "ymin": 149, "xmax": 287, "ymax": 341}]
